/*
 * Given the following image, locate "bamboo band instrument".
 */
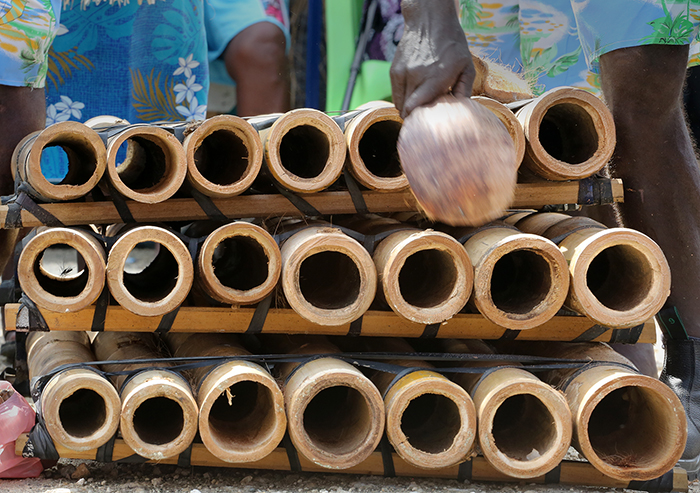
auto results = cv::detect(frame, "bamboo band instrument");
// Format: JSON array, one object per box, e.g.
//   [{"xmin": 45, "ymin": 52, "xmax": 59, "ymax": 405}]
[
  {"xmin": 102, "ymin": 124, "xmax": 186, "ymax": 203},
  {"xmin": 473, "ymin": 96, "xmax": 526, "ymax": 166},
  {"xmin": 26, "ymin": 331, "xmax": 121, "ymax": 451},
  {"xmin": 105, "ymin": 225, "xmax": 193, "ymax": 317},
  {"xmin": 11, "ymin": 122, "xmax": 107, "ymax": 201},
  {"xmin": 443, "ymin": 339, "xmax": 572, "ymax": 479},
  {"xmin": 18, "ymin": 226, "xmax": 106, "ymax": 313},
  {"xmin": 520, "ymin": 342, "xmax": 686, "ymax": 481},
  {"xmin": 92, "ymin": 332, "xmax": 198, "ymax": 460},
  {"xmin": 366, "ymin": 338, "xmax": 477, "ymax": 469},
  {"xmin": 515, "ymin": 87, "xmax": 615, "ymax": 181},
  {"xmin": 257, "ymin": 108, "xmax": 346, "ymax": 193},
  {"xmin": 278, "ymin": 221, "xmax": 377, "ymax": 326},
  {"xmin": 266, "ymin": 335, "xmax": 385, "ymax": 469},
  {"xmin": 194, "ymin": 221, "xmax": 281, "ymax": 306},
  {"xmin": 183, "ymin": 115, "xmax": 263, "ymax": 198},
  {"xmin": 516, "ymin": 213, "xmax": 671, "ymax": 328},
  {"xmin": 343, "ymin": 102, "xmax": 408, "ymax": 192},
  {"xmin": 448, "ymin": 221, "xmax": 569, "ymax": 330},
  {"xmin": 339, "ymin": 215, "xmax": 472, "ymax": 324},
  {"xmin": 164, "ymin": 333, "xmax": 286, "ymax": 462}
]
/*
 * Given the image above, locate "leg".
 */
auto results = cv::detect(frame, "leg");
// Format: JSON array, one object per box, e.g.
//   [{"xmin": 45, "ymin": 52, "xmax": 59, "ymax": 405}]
[
  {"xmin": 599, "ymin": 44, "xmax": 700, "ymax": 475},
  {"xmin": 223, "ymin": 22, "xmax": 290, "ymax": 116}
]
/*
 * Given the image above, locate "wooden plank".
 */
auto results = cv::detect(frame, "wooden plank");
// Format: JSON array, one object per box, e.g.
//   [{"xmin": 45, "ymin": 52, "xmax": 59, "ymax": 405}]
[
  {"xmin": 0, "ymin": 180, "xmax": 624, "ymax": 228},
  {"xmin": 3, "ymin": 304, "xmax": 655, "ymax": 343},
  {"xmin": 13, "ymin": 435, "xmax": 686, "ymax": 491}
]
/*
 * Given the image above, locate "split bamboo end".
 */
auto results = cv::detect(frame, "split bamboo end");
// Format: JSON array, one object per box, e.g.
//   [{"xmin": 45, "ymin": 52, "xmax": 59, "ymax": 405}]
[
  {"xmin": 473, "ymin": 96, "xmax": 526, "ymax": 166},
  {"xmin": 184, "ymin": 115, "xmax": 263, "ymax": 198},
  {"xmin": 383, "ymin": 371, "xmax": 477, "ymax": 469}
]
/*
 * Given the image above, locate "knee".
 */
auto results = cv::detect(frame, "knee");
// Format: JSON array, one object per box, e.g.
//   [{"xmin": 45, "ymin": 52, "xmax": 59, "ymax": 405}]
[{"xmin": 226, "ymin": 22, "xmax": 287, "ymax": 73}]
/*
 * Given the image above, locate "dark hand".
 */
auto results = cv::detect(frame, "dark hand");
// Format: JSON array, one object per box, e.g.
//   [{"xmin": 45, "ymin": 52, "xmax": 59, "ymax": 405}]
[{"xmin": 391, "ymin": 0, "xmax": 475, "ymax": 118}]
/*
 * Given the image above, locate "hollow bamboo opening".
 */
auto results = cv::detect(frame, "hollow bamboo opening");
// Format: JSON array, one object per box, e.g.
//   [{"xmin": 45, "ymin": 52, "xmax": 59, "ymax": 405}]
[
  {"xmin": 490, "ymin": 250, "xmax": 552, "ymax": 314},
  {"xmin": 399, "ymin": 250, "xmax": 458, "ymax": 309},
  {"xmin": 58, "ymin": 388, "xmax": 107, "ymax": 439},
  {"xmin": 133, "ymin": 396, "xmax": 185, "ymax": 445},
  {"xmin": 194, "ymin": 130, "xmax": 248, "ymax": 185},
  {"xmin": 34, "ymin": 244, "xmax": 88, "ymax": 298},
  {"xmin": 123, "ymin": 242, "xmax": 178, "ymax": 303},
  {"xmin": 539, "ymin": 103, "xmax": 598, "ymax": 165},
  {"xmin": 491, "ymin": 393, "xmax": 557, "ymax": 461},
  {"xmin": 214, "ymin": 237, "xmax": 268, "ymax": 290},
  {"xmin": 299, "ymin": 251, "xmax": 361, "ymax": 310},
  {"xmin": 280, "ymin": 125, "xmax": 330, "ymax": 179},
  {"xmin": 400, "ymin": 393, "xmax": 461, "ymax": 454},
  {"xmin": 358, "ymin": 120, "xmax": 402, "ymax": 178}
]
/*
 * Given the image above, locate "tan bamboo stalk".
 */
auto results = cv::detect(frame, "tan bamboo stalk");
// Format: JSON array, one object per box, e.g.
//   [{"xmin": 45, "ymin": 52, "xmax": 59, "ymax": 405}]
[
  {"xmin": 92, "ymin": 332, "xmax": 198, "ymax": 460},
  {"xmin": 183, "ymin": 115, "xmax": 263, "ymax": 198},
  {"xmin": 516, "ymin": 213, "xmax": 671, "ymax": 328},
  {"xmin": 443, "ymin": 339, "xmax": 571, "ymax": 479},
  {"xmin": 344, "ymin": 103, "xmax": 407, "ymax": 192},
  {"xmin": 164, "ymin": 333, "xmax": 286, "ymax": 462},
  {"xmin": 268, "ymin": 335, "xmax": 384, "ymax": 469},
  {"xmin": 279, "ymin": 222, "xmax": 377, "ymax": 326},
  {"xmin": 257, "ymin": 108, "xmax": 346, "ymax": 193},
  {"xmin": 451, "ymin": 222, "xmax": 569, "ymax": 329},
  {"xmin": 18, "ymin": 226, "xmax": 106, "ymax": 312},
  {"xmin": 103, "ymin": 125, "xmax": 186, "ymax": 203},
  {"xmin": 26, "ymin": 332, "xmax": 121, "ymax": 452},
  {"xmin": 106, "ymin": 225, "xmax": 193, "ymax": 317},
  {"xmin": 195, "ymin": 221, "xmax": 281, "ymax": 305},
  {"xmin": 367, "ymin": 338, "xmax": 477, "ymax": 470},
  {"xmin": 473, "ymin": 96, "xmax": 525, "ymax": 166},
  {"xmin": 515, "ymin": 87, "xmax": 615, "ymax": 180},
  {"xmin": 527, "ymin": 342, "xmax": 686, "ymax": 481},
  {"xmin": 11, "ymin": 122, "xmax": 107, "ymax": 201},
  {"xmin": 340, "ymin": 215, "xmax": 472, "ymax": 324}
]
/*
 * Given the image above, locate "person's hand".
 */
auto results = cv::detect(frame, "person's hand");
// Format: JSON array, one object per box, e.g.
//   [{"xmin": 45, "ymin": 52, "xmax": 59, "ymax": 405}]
[{"xmin": 391, "ymin": 0, "xmax": 475, "ymax": 118}]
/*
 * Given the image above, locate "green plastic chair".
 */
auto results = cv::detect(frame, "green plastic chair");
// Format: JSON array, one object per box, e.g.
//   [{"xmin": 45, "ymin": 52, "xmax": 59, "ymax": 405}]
[{"xmin": 324, "ymin": 0, "xmax": 393, "ymax": 112}]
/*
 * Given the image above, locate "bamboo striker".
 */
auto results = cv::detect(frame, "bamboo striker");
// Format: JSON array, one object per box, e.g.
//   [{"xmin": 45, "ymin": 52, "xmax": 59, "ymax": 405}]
[
  {"xmin": 367, "ymin": 338, "xmax": 477, "ymax": 469},
  {"xmin": 397, "ymin": 95, "xmax": 518, "ymax": 227},
  {"xmin": 183, "ymin": 115, "xmax": 263, "ymax": 198},
  {"xmin": 443, "ymin": 339, "xmax": 572, "ymax": 479},
  {"xmin": 279, "ymin": 224, "xmax": 377, "ymax": 326},
  {"xmin": 103, "ymin": 125, "xmax": 186, "ymax": 203},
  {"xmin": 529, "ymin": 342, "xmax": 686, "ymax": 481},
  {"xmin": 342, "ymin": 215, "xmax": 472, "ymax": 324},
  {"xmin": 473, "ymin": 96, "xmax": 526, "ymax": 166},
  {"xmin": 106, "ymin": 225, "xmax": 193, "ymax": 317},
  {"xmin": 196, "ymin": 221, "xmax": 281, "ymax": 305},
  {"xmin": 455, "ymin": 222, "xmax": 569, "ymax": 330},
  {"xmin": 92, "ymin": 332, "xmax": 199, "ymax": 460},
  {"xmin": 268, "ymin": 336, "xmax": 385, "ymax": 469},
  {"xmin": 516, "ymin": 213, "xmax": 671, "ymax": 328},
  {"xmin": 18, "ymin": 227, "xmax": 107, "ymax": 313},
  {"xmin": 515, "ymin": 87, "xmax": 615, "ymax": 181},
  {"xmin": 11, "ymin": 122, "xmax": 107, "ymax": 201},
  {"xmin": 257, "ymin": 108, "xmax": 346, "ymax": 193},
  {"xmin": 26, "ymin": 332, "xmax": 121, "ymax": 451},
  {"xmin": 165, "ymin": 333, "xmax": 286, "ymax": 463},
  {"xmin": 344, "ymin": 102, "xmax": 408, "ymax": 192}
]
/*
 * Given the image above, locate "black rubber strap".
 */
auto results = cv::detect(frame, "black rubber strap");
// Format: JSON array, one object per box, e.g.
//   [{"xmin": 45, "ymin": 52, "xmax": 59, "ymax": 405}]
[
  {"xmin": 657, "ymin": 306, "xmax": 688, "ymax": 341},
  {"xmin": 104, "ymin": 180, "xmax": 135, "ymax": 223},
  {"xmin": 544, "ymin": 465, "xmax": 561, "ymax": 484},
  {"xmin": 457, "ymin": 460, "xmax": 472, "ymax": 482},
  {"xmin": 499, "ymin": 329, "xmax": 520, "ymax": 341},
  {"xmin": 4, "ymin": 200, "xmax": 23, "ymax": 228},
  {"xmin": 421, "ymin": 323, "xmax": 441, "ymax": 339},
  {"xmin": 282, "ymin": 432, "xmax": 302, "ymax": 472},
  {"xmin": 96, "ymin": 433, "xmax": 117, "ymax": 462},
  {"xmin": 155, "ymin": 306, "xmax": 181, "ymax": 334},
  {"xmin": 189, "ymin": 186, "xmax": 229, "ymax": 222},
  {"xmin": 90, "ymin": 288, "xmax": 111, "ymax": 332},
  {"xmin": 547, "ymin": 224, "xmax": 602, "ymax": 246},
  {"xmin": 578, "ymin": 176, "xmax": 615, "ymax": 206},
  {"xmin": 273, "ymin": 182, "xmax": 322, "ymax": 217},
  {"xmin": 116, "ymin": 454, "xmax": 149, "ymax": 464},
  {"xmin": 13, "ymin": 191, "xmax": 64, "ymax": 227},
  {"xmin": 609, "ymin": 324, "xmax": 645, "ymax": 344},
  {"xmin": 628, "ymin": 469, "xmax": 675, "ymax": 493},
  {"xmin": 16, "ymin": 294, "xmax": 50, "ymax": 332},
  {"xmin": 177, "ymin": 445, "xmax": 192, "ymax": 468},
  {"xmin": 382, "ymin": 367, "xmax": 423, "ymax": 398},
  {"xmin": 380, "ymin": 435, "xmax": 396, "ymax": 477},
  {"xmin": 571, "ymin": 324, "xmax": 610, "ymax": 342},
  {"xmin": 347, "ymin": 316, "xmax": 363, "ymax": 336},
  {"xmin": 23, "ymin": 413, "xmax": 60, "ymax": 460},
  {"xmin": 343, "ymin": 170, "xmax": 369, "ymax": 214},
  {"xmin": 245, "ymin": 294, "xmax": 273, "ymax": 334}
]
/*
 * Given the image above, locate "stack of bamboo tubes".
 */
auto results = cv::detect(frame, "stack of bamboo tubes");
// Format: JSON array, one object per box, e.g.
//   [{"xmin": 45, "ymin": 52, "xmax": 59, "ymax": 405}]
[{"xmin": 9, "ymin": 86, "xmax": 689, "ymax": 489}]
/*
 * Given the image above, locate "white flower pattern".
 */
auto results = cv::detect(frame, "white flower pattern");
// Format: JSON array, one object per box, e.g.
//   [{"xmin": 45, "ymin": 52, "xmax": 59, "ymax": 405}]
[
  {"xmin": 46, "ymin": 104, "xmax": 71, "ymax": 126},
  {"xmin": 173, "ymin": 53, "xmax": 200, "ymax": 79},
  {"xmin": 54, "ymin": 95, "xmax": 85, "ymax": 120},
  {"xmin": 176, "ymin": 98, "xmax": 207, "ymax": 121},
  {"xmin": 173, "ymin": 74, "xmax": 203, "ymax": 104}
]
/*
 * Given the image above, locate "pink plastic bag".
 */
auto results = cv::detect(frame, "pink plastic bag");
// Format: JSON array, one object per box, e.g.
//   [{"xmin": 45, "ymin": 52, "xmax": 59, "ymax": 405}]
[{"xmin": 0, "ymin": 381, "xmax": 43, "ymax": 478}]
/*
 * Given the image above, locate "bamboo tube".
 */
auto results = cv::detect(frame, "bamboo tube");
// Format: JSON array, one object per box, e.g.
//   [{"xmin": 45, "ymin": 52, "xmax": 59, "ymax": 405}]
[
  {"xmin": 257, "ymin": 109, "xmax": 346, "ymax": 193},
  {"xmin": 106, "ymin": 225, "xmax": 193, "ymax": 317},
  {"xmin": 279, "ymin": 223, "xmax": 377, "ymax": 326},
  {"xmin": 183, "ymin": 115, "xmax": 263, "ymax": 198},
  {"xmin": 340, "ymin": 215, "xmax": 472, "ymax": 324},
  {"xmin": 18, "ymin": 226, "xmax": 106, "ymax": 312},
  {"xmin": 451, "ymin": 222, "xmax": 569, "ymax": 329},
  {"xmin": 443, "ymin": 339, "xmax": 572, "ymax": 479},
  {"xmin": 195, "ymin": 221, "xmax": 281, "ymax": 306},
  {"xmin": 516, "ymin": 214, "xmax": 671, "ymax": 328},
  {"xmin": 92, "ymin": 332, "xmax": 198, "ymax": 460},
  {"xmin": 11, "ymin": 122, "xmax": 107, "ymax": 201},
  {"xmin": 268, "ymin": 336, "xmax": 385, "ymax": 469},
  {"xmin": 26, "ymin": 332, "xmax": 121, "ymax": 452},
  {"xmin": 367, "ymin": 338, "xmax": 477, "ymax": 469},
  {"xmin": 164, "ymin": 333, "xmax": 286, "ymax": 462},
  {"xmin": 344, "ymin": 103, "xmax": 408, "ymax": 192},
  {"xmin": 473, "ymin": 96, "xmax": 525, "ymax": 166},
  {"xmin": 523, "ymin": 342, "xmax": 686, "ymax": 481},
  {"xmin": 515, "ymin": 87, "xmax": 615, "ymax": 181},
  {"xmin": 103, "ymin": 125, "xmax": 187, "ymax": 203}
]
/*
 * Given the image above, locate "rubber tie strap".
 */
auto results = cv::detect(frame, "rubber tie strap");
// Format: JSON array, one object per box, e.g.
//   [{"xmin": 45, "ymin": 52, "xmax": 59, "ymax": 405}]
[
  {"xmin": 96, "ymin": 433, "xmax": 118, "ymax": 463},
  {"xmin": 22, "ymin": 414, "xmax": 60, "ymax": 461},
  {"xmin": 245, "ymin": 294, "xmax": 273, "ymax": 334},
  {"xmin": 104, "ymin": 180, "xmax": 135, "ymax": 223},
  {"xmin": 16, "ymin": 293, "xmax": 49, "ymax": 332},
  {"xmin": 628, "ymin": 469, "xmax": 675, "ymax": 493},
  {"xmin": 273, "ymin": 182, "xmax": 322, "ymax": 217},
  {"xmin": 4, "ymin": 201, "xmax": 23, "ymax": 228},
  {"xmin": 343, "ymin": 170, "xmax": 369, "ymax": 214},
  {"xmin": 571, "ymin": 324, "xmax": 611, "ymax": 343},
  {"xmin": 13, "ymin": 191, "xmax": 64, "ymax": 227},
  {"xmin": 457, "ymin": 460, "xmax": 472, "ymax": 482},
  {"xmin": 498, "ymin": 329, "xmax": 520, "ymax": 341},
  {"xmin": 189, "ymin": 186, "xmax": 229, "ymax": 222},
  {"xmin": 544, "ymin": 465, "xmax": 561, "ymax": 484},
  {"xmin": 578, "ymin": 176, "xmax": 615, "ymax": 206},
  {"xmin": 347, "ymin": 316, "xmax": 363, "ymax": 336},
  {"xmin": 91, "ymin": 288, "xmax": 111, "ymax": 332},
  {"xmin": 282, "ymin": 432, "xmax": 302, "ymax": 472},
  {"xmin": 155, "ymin": 305, "xmax": 181, "ymax": 334},
  {"xmin": 177, "ymin": 444, "xmax": 193, "ymax": 468},
  {"xmin": 116, "ymin": 454, "xmax": 149, "ymax": 464},
  {"xmin": 421, "ymin": 323, "xmax": 441, "ymax": 339},
  {"xmin": 382, "ymin": 367, "xmax": 423, "ymax": 398},
  {"xmin": 380, "ymin": 435, "xmax": 396, "ymax": 477}
]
